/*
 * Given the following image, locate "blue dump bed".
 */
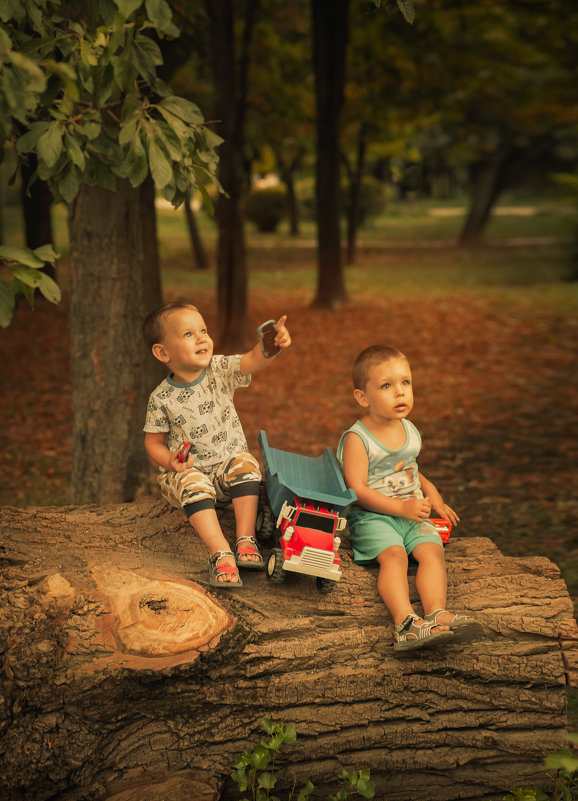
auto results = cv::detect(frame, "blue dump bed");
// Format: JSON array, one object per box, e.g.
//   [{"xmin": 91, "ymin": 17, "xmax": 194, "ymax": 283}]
[{"xmin": 258, "ymin": 430, "xmax": 356, "ymax": 517}]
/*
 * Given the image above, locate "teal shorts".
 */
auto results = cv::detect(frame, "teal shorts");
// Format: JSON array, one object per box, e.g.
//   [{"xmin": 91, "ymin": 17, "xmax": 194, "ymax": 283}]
[{"xmin": 346, "ymin": 509, "xmax": 443, "ymax": 564}]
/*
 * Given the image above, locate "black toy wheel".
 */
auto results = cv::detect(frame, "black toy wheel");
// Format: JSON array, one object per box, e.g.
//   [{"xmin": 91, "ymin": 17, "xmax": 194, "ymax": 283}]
[
  {"xmin": 256, "ymin": 503, "xmax": 276, "ymax": 543},
  {"xmin": 266, "ymin": 548, "xmax": 286, "ymax": 584},
  {"xmin": 316, "ymin": 577, "xmax": 337, "ymax": 594}
]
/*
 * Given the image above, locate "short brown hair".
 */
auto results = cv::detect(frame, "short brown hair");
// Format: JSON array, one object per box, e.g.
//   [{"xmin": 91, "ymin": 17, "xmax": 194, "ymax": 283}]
[
  {"xmin": 142, "ymin": 301, "xmax": 198, "ymax": 349},
  {"xmin": 352, "ymin": 345, "xmax": 407, "ymax": 390}
]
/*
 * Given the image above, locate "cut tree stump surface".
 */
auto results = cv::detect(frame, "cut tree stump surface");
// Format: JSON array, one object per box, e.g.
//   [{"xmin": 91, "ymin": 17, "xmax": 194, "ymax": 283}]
[{"xmin": 1, "ymin": 497, "xmax": 576, "ymax": 801}]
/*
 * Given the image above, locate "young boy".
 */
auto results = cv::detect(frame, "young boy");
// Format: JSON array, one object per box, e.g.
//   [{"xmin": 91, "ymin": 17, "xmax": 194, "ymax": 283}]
[
  {"xmin": 143, "ymin": 301, "xmax": 291, "ymax": 588},
  {"xmin": 338, "ymin": 345, "xmax": 482, "ymax": 651}
]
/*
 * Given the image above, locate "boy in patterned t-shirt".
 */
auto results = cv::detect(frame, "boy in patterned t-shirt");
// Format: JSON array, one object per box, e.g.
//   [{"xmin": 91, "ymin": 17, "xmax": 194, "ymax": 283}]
[{"xmin": 143, "ymin": 301, "xmax": 291, "ymax": 588}]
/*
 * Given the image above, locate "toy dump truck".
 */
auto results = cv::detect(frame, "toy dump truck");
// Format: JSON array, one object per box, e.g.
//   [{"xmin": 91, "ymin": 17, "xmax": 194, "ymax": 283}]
[{"xmin": 256, "ymin": 430, "xmax": 357, "ymax": 593}]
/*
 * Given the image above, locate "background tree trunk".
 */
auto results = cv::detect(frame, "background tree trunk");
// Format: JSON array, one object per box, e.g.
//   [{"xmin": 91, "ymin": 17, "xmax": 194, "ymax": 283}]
[
  {"xmin": 184, "ymin": 190, "xmax": 209, "ymax": 271},
  {"xmin": 1, "ymin": 498, "xmax": 576, "ymax": 801},
  {"xmin": 68, "ymin": 178, "xmax": 163, "ymax": 505},
  {"xmin": 311, "ymin": 0, "xmax": 350, "ymax": 309},
  {"xmin": 344, "ymin": 123, "xmax": 367, "ymax": 267},
  {"xmin": 21, "ymin": 158, "xmax": 55, "ymax": 279},
  {"xmin": 458, "ymin": 137, "xmax": 513, "ymax": 247},
  {"xmin": 205, "ymin": 0, "xmax": 259, "ymax": 352}
]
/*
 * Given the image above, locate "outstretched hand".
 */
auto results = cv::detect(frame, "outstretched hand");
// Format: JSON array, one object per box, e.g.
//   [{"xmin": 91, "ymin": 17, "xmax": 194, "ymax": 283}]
[
  {"xmin": 431, "ymin": 501, "xmax": 460, "ymax": 526},
  {"xmin": 273, "ymin": 315, "xmax": 291, "ymax": 351}
]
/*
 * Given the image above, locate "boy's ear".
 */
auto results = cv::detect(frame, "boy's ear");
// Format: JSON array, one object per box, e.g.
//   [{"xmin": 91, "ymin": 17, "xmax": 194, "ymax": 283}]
[
  {"xmin": 151, "ymin": 343, "xmax": 170, "ymax": 364},
  {"xmin": 353, "ymin": 388, "xmax": 369, "ymax": 408}
]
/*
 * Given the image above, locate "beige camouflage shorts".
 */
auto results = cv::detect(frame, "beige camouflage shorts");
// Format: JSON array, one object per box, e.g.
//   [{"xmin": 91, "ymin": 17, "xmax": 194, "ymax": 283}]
[{"xmin": 158, "ymin": 450, "xmax": 261, "ymax": 514}]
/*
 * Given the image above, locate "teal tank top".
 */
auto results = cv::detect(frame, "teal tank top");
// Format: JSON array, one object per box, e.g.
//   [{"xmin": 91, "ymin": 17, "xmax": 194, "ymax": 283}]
[{"xmin": 337, "ymin": 418, "xmax": 424, "ymax": 500}]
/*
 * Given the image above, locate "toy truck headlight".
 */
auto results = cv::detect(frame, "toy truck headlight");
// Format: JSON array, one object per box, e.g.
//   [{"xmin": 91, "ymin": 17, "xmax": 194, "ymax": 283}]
[
  {"xmin": 336, "ymin": 516, "xmax": 347, "ymax": 532},
  {"xmin": 283, "ymin": 526, "xmax": 295, "ymax": 541},
  {"xmin": 333, "ymin": 537, "xmax": 341, "ymax": 552}
]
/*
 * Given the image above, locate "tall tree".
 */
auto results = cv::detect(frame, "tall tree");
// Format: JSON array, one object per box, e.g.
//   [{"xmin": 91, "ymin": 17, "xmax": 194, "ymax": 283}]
[
  {"xmin": 310, "ymin": 0, "xmax": 350, "ymax": 309},
  {"xmin": 1, "ymin": 0, "xmax": 221, "ymax": 503},
  {"xmin": 204, "ymin": 0, "xmax": 260, "ymax": 352}
]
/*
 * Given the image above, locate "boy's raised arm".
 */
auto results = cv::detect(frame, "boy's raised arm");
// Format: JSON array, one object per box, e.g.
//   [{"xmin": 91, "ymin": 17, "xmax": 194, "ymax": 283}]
[{"xmin": 240, "ymin": 315, "xmax": 291, "ymax": 376}]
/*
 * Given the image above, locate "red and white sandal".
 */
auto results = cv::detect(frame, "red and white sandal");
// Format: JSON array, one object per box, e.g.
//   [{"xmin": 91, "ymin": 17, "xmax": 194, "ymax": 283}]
[
  {"xmin": 208, "ymin": 549, "xmax": 243, "ymax": 588},
  {"xmin": 235, "ymin": 536, "xmax": 264, "ymax": 569}
]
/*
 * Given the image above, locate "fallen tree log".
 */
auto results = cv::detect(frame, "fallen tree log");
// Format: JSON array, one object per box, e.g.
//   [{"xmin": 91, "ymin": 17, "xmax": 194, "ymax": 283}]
[{"xmin": 0, "ymin": 497, "xmax": 576, "ymax": 801}]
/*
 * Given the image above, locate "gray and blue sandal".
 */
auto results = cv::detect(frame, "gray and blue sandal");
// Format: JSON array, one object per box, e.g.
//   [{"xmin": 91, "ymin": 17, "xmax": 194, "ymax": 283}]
[
  {"xmin": 424, "ymin": 609, "xmax": 484, "ymax": 643},
  {"xmin": 208, "ymin": 549, "xmax": 243, "ymax": 588},
  {"xmin": 235, "ymin": 536, "xmax": 265, "ymax": 569},
  {"xmin": 393, "ymin": 613, "xmax": 455, "ymax": 652}
]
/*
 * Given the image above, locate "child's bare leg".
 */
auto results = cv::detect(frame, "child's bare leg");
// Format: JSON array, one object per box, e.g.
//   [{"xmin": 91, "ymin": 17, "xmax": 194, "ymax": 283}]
[
  {"xmin": 376, "ymin": 547, "xmax": 414, "ymax": 625},
  {"xmin": 232, "ymin": 493, "xmax": 261, "ymax": 563},
  {"xmin": 377, "ymin": 545, "xmax": 450, "ymax": 634},
  {"xmin": 412, "ymin": 542, "xmax": 449, "ymax": 622},
  {"xmin": 188, "ymin": 507, "xmax": 240, "ymax": 583}
]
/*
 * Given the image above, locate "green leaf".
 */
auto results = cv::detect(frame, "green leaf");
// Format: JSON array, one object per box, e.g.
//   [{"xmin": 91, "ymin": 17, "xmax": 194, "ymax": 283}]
[
  {"xmin": 147, "ymin": 138, "xmax": 172, "ymax": 189},
  {"xmin": 32, "ymin": 245, "xmax": 58, "ymax": 265},
  {"xmin": 158, "ymin": 96, "xmax": 203, "ymax": 125},
  {"xmin": 132, "ymin": 33, "xmax": 162, "ymax": 85},
  {"xmin": 543, "ymin": 748, "xmax": 578, "ymax": 773},
  {"xmin": 257, "ymin": 772, "xmax": 276, "ymax": 790},
  {"xmin": 65, "ymin": 132, "xmax": 86, "ymax": 170},
  {"xmin": 37, "ymin": 122, "xmax": 63, "ymax": 168},
  {"xmin": 112, "ymin": 52, "xmax": 138, "ymax": 92},
  {"xmin": 114, "ymin": 0, "xmax": 143, "ymax": 17},
  {"xmin": 36, "ymin": 271, "xmax": 61, "ymax": 304},
  {"xmin": 12, "ymin": 263, "xmax": 45, "ymax": 287},
  {"xmin": 250, "ymin": 744, "xmax": 271, "ymax": 771},
  {"xmin": 0, "ymin": 278, "xmax": 16, "ymax": 328},
  {"xmin": 124, "ymin": 134, "xmax": 148, "ymax": 186},
  {"xmin": 0, "ymin": 244, "xmax": 44, "ymax": 268},
  {"xmin": 396, "ymin": 0, "xmax": 415, "ymax": 24},
  {"xmin": 230, "ymin": 767, "xmax": 248, "ymax": 792},
  {"xmin": 57, "ymin": 164, "xmax": 81, "ymax": 203},
  {"xmin": 145, "ymin": 0, "xmax": 179, "ymax": 36}
]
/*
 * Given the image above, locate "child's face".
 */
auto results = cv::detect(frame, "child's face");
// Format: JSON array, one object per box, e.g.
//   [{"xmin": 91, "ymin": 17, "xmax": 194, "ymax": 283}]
[
  {"xmin": 154, "ymin": 308, "xmax": 213, "ymax": 380},
  {"xmin": 354, "ymin": 357, "xmax": 414, "ymax": 421}
]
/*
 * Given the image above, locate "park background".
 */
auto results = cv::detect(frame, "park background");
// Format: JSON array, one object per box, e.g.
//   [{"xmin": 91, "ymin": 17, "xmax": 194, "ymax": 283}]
[{"xmin": 0, "ymin": 0, "xmax": 577, "ymax": 790}]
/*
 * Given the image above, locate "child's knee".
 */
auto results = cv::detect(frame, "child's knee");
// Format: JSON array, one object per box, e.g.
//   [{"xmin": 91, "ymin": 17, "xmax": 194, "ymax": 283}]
[
  {"xmin": 378, "ymin": 545, "xmax": 408, "ymax": 568},
  {"xmin": 218, "ymin": 451, "xmax": 261, "ymax": 496}
]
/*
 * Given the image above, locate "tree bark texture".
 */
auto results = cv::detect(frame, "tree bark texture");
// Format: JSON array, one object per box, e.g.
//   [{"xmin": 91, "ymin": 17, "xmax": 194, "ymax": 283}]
[
  {"xmin": 311, "ymin": 0, "xmax": 350, "ymax": 309},
  {"xmin": 205, "ymin": 0, "xmax": 259, "ymax": 353},
  {"xmin": 68, "ymin": 178, "xmax": 163, "ymax": 505},
  {"xmin": 1, "ymin": 499, "xmax": 576, "ymax": 801}
]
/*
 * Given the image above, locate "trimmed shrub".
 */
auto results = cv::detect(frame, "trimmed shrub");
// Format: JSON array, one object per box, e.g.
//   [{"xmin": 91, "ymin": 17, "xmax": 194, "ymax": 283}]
[{"xmin": 246, "ymin": 187, "xmax": 288, "ymax": 232}]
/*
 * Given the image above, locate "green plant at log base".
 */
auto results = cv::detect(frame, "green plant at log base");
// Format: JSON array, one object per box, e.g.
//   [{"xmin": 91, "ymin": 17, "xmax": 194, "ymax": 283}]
[
  {"xmin": 231, "ymin": 718, "xmax": 375, "ymax": 801},
  {"xmin": 502, "ymin": 734, "xmax": 578, "ymax": 801}
]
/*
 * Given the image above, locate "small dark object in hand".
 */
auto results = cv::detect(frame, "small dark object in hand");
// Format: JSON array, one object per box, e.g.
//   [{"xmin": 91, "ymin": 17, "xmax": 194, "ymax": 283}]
[{"xmin": 258, "ymin": 320, "xmax": 281, "ymax": 359}]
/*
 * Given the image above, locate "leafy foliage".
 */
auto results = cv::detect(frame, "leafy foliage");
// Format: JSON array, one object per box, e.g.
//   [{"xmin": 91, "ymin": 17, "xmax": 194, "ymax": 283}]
[
  {"xmin": 0, "ymin": 244, "xmax": 59, "ymax": 327},
  {"xmin": 231, "ymin": 718, "xmax": 375, "ymax": 801},
  {"xmin": 0, "ymin": 0, "xmax": 222, "ymax": 209}
]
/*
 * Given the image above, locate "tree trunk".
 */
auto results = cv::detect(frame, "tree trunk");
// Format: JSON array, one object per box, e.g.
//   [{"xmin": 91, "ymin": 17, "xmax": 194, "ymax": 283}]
[
  {"xmin": 205, "ymin": 0, "xmax": 259, "ymax": 353},
  {"xmin": 459, "ymin": 137, "xmax": 513, "ymax": 247},
  {"xmin": 311, "ymin": 0, "xmax": 350, "ymax": 309},
  {"xmin": 344, "ymin": 123, "xmax": 367, "ymax": 267},
  {"xmin": 21, "ymin": 158, "xmax": 56, "ymax": 279},
  {"xmin": 1, "ymin": 498, "xmax": 576, "ymax": 801},
  {"xmin": 68, "ymin": 178, "xmax": 163, "ymax": 505},
  {"xmin": 184, "ymin": 190, "xmax": 209, "ymax": 271}
]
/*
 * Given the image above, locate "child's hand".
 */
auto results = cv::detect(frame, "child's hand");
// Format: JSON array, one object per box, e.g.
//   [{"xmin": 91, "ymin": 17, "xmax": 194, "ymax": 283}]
[
  {"xmin": 432, "ymin": 502, "xmax": 460, "ymax": 526},
  {"xmin": 402, "ymin": 497, "xmax": 431, "ymax": 522},
  {"xmin": 274, "ymin": 315, "xmax": 291, "ymax": 351},
  {"xmin": 168, "ymin": 447, "xmax": 193, "ymax": 473}
]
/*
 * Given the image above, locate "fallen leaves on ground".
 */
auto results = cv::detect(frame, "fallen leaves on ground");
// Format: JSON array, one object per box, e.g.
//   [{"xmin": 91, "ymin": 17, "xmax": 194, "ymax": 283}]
[{"xmin": 1, "ymin": 285, "xmax": 577, "ymax": 605}]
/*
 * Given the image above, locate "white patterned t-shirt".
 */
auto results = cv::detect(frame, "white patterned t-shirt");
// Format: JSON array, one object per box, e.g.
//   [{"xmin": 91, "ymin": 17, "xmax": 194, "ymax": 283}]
[{"xmin": 143, "ymin": 354, "xmax": 251, "ymax": 474}]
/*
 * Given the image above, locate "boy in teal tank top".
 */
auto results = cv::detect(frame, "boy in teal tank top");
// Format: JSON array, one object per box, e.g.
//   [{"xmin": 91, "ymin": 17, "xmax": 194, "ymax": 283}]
[{"xmin": 338, "ymin": 345, "xmax": 483, "ymax": 652}]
